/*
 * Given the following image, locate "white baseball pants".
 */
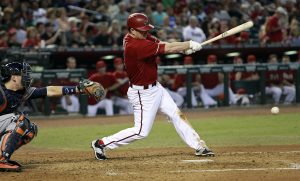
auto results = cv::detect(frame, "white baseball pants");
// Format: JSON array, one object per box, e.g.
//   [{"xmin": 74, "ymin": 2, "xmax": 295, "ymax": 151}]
[
  {"xmin": 102, "ymin": 82, "xmax": 206, "ymax": 150},
  {"xmin": 166, "ymin": 89, "xmax": 184, "ymax": 107},
  {"xmin": 265, "ymin": 86, "xmax": 295, "ymax": 104},
  {"xmin": 87, "ymin": 99, "xmax": 114, "ymax": 117},
  {"xmin": 112, "ymin": 96, "xmax": 133, "ymax": 115},
  {"xmin": 176, "ymin": 87, "xmax": 198, "ymax": 107},
  {"xmin": 205, "ymin": 83, "xmax": 237, "ymax": 105},
  {"xmin": 61, "ymin": 95, "xmax": 80, "ymax": 113}
]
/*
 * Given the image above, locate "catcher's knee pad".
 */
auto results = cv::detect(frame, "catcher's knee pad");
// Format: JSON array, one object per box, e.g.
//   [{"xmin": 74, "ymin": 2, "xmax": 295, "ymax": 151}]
[{"xmin": 20, "ymin": 122, "xmax": 38, "ymax": 145}]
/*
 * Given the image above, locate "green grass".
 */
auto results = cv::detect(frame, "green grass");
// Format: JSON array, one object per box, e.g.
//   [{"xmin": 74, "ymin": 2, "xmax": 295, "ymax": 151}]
[{"xmin": 31, "ymin": 113, "xmax": 300, "ymax": 150}]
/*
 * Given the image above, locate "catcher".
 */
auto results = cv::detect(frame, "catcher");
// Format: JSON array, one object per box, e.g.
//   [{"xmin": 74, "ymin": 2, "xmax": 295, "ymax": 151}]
[{"xmin": 0, "ymin": 61, "xmax": 105, "ymax": 172}]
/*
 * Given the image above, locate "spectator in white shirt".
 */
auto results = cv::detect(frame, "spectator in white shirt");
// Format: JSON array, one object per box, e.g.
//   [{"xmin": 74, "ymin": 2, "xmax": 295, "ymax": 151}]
[{"xmin": 183, "ymin": 16, "xmax": 206, "ymax": 43}]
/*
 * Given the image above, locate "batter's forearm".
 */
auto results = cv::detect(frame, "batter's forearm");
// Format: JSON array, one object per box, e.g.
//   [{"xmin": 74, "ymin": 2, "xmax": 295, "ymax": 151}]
[{"xmin": 164, "ymin": 41, "xmax": 190, "ymax": 53}]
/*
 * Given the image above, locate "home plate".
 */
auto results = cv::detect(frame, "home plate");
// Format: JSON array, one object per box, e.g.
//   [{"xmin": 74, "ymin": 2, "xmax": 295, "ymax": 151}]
[{"xmin": 182, "ymin": 159, "xmax": 214, "ymax": 163}]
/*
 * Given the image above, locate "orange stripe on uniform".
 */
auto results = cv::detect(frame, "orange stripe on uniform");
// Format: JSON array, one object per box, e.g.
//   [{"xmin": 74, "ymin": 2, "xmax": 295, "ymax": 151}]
[
  {"xmin": 15, "ymin": 128, "xmax": 24, "ymax": 135},
  {"xmin": 1, "ymin": 132, "xmax": 11, "ymax": 152}
]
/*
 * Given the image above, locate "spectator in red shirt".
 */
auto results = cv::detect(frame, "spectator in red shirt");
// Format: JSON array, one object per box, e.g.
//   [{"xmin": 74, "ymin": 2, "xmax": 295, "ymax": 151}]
[
  {"xmin": 22, "ymin": 27, "xmax": 40, "ymax": 48},
  {"xmin": 265, "ymin": 7, "xmax": 288, "ymax": 43},
  {"xmin": 112, "ymin": 57, "xmax": 133, "ymax": 114}
]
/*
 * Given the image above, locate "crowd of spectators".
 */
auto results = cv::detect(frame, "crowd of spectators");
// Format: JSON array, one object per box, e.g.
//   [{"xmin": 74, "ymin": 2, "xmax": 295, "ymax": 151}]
[{"xmin": 0, "ymin": 0, "xmax": 300, "ymax": 49}]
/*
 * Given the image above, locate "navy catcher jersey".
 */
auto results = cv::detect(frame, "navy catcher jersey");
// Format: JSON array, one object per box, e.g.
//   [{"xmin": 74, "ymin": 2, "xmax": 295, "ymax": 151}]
[{"xmin": 0, "ymin": 84, "xmax": 47, "ymax": 115}]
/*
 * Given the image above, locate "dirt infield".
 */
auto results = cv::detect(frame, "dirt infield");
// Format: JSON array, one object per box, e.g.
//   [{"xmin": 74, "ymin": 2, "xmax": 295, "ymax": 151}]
[
  {"xmin": 2, "ymin": 145, "xmax": 300, "ymax": 181},
  {"xmin": 1, "ymin": 106, "xmax": 300, "ymax": 180}
]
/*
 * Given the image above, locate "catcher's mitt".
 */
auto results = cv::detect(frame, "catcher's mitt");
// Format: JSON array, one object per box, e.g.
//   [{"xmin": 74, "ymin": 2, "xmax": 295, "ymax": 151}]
[{"xmin": 78, "ymin": 79, "xmax": 106, "ymax": 102}]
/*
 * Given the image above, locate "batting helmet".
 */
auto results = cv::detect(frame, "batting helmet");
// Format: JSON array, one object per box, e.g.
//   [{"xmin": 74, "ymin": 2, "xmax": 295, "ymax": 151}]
[
  {"xmin": 1, "ymin": 62, "xmax": 32, "ymax": 90},
  {"xmin": 127, "ymin": 13, "xmax": 154, "ymax": 31}
]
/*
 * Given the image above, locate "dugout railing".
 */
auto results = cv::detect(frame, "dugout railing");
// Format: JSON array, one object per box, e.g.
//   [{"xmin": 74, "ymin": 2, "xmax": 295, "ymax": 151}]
[
  {"xmin": 31, "ymin": 64, "xmax": 299, "ymax": 115},
  {"xmin": 158, "ymin": 63, "xmax": 300, "ymax": 108}
]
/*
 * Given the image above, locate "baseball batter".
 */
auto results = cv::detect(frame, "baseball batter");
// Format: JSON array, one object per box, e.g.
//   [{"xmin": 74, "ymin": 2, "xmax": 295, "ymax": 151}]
[
  {"xmin": 91, "ymin": 13, "xmax": 214, "ymax": 160},
  {"xmin": 0, "ymin": 62, "xmax": 104, "ymax": 172}
]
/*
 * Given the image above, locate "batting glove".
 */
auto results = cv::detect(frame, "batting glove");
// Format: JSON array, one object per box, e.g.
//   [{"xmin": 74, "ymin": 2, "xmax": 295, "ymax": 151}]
[
  {"xmin": 183, "ymin": 49, "xmax": 195, "ymax": 55},
  {"xmin": 189, "ymin": 40, "xmax": 202, "ymax": 52}
]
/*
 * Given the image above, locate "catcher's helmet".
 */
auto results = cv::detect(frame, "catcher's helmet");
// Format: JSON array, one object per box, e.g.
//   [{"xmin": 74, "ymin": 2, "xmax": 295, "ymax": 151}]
[
  {"xmin": 1, "ymin": 62, "xmax": 32, "ymax": 90},
  {"xmin": 127, "ymin": 13, "xmax": 154, "ymax": 31}
]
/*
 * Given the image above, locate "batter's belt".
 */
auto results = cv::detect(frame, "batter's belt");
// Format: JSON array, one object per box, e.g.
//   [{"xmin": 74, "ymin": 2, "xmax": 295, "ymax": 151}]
[{"xmin": 129, "ymin": 81, "xmax": 157, "ymax": 90}]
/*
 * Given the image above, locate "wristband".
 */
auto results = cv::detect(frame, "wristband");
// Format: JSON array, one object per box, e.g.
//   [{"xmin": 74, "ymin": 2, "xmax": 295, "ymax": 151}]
[{"xmin": 62, "ymin": 86, "xmax": 77, "ymax": 95}]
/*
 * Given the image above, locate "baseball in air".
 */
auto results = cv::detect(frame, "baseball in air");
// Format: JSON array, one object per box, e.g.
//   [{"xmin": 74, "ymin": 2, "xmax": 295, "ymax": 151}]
[{"xmin": 271, "ymin": 106, "xmax": 279, "ymax": 115}]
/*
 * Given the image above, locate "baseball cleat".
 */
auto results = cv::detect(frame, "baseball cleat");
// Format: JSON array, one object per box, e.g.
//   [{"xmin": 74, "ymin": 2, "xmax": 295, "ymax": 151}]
[
  {"xmin": 0, "ymin": 159, "xmax": 22, "ymax": 172},
  {"xmin": 195, "ymin": 148, "xmax": 215, "ymax": 157},
  {"xmin": 91, "ymin": 140, "xmax": 107, "ymax": 160}
]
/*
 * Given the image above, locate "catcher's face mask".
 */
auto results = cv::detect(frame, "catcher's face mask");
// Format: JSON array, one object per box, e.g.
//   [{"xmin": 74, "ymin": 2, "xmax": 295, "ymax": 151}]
[{"xmin": 21, "ymin": 62, "xmax": 33, "ymax": 90}]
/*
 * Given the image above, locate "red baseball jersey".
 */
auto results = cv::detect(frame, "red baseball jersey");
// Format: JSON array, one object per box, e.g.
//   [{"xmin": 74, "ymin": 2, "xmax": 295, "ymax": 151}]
[
  {"xmin": 113, "ymin": 70, "xmax": 129, "ymax": 97},
  {"xmin": 123, "ymin": 33, "xmax": 165, "ymax": 85},
  {"xmin": 172, "ymin": 74, "xmax": 198, "ymax": 91},
  {"xmin": 281, "ymin": 70, "xmax": 295, "ymax": 84},
  {"xmin": 242, "ymin": 72, "xmax": 257, "ymax": 80},
  {"xmin": 265, "ymin": 71, "xmax": 282, "ymax": 86},
  {"xmin": 201, "ymin": 73, "xmax": 220, "ymax": 89},
  {"xmin": 89, "ymin": 72, "xmax": 118, "ymax": 105}
]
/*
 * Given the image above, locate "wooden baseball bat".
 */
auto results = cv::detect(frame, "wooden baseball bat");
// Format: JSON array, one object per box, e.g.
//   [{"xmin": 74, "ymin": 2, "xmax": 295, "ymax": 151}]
[{"xmin": 200, "ymin": 21, "xmax": 254, "ymax": 46}]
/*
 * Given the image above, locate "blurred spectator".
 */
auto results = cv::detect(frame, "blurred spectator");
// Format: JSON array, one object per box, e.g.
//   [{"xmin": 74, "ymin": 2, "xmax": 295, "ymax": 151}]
[
  {"xmin": 112, "ymin": 57, "xmax": 132, "ymax": 114},
  {"xmin": 265, "ymin": 7, "xmax": 288, "ymax": 43},
  {"xmin": 22, "ymin": 26, "xmax": 40, "ymax": 48},
  {"xmin": 40, "ymin": 23, "xmax": 65, "ymax": 47},
  {"xmin": 1, "ymin": 7, "xmax": 14, "ymax": 30},
  {"xmin": 13, "ymin": 18, "xmax": 27, "ymax": 44},
  {"xmin": 166, "ymin": 7, "xmax": 177, "ymax": 28},
  {"xmin": 207, "ymin": 18, "xmax": 221, "ymax": 41},
  {"xmin": 94, "ymin": 23, "xmax": 112, "ymax": 47},
  {"xmin": 183, "ymin": 16, "xmax": 206, "ymax": 43},
  {"xmin": 36, "ymin": 22, "xmax": 45, "ymax": 36},
  {"xmin": 46, "ymin": 8, "xmax": 59, "ymax": 31},
  {"xmin": 56, "ymin": 7, "xmax": 70, "ymax": 32},
  {"xmin": 151, "ymin": 2, "xmax": 167, "ymax": 26},
  {"xmin": 32, "ymin": 0, "xmax": 47, "ymax": 24},
  {"xmin": 0, "ymin": 1, "xmax": 298, "ymax": 49},
  {"xmin": 7, "ymin": 28, "xmax": 21, "ymax": 48},
  {"xmin": 200, "ymin": 55, "xmax": 237, "ymax": 105},
  {"xmin": 0, "ymin": 31, "xmax": 8, "ymax": 48},
  {"xmin": 70, "ymin": 29, "xmax": 87, "ymax": 48},
  {"xmin": 117, "ymin": 26, "xmax": 128, "ymax": 46},
  {"xmin": 144, "ymin": 5, "xmax": 153, "ymax": 20},
  {"xmin": 108, "ymin": 19, "xmax": 121, "ymax": 46},
  {"xmin": 107, "ymin": 0, "xmax": 119, "ymax": 19},
  {"xmin": 214, "ymin": 4, "xmax": 231, "ymax": 22},
  {"xmin": 265, "ymin": 54, "xmax": 295, "ymax": 104},
  {"xmin": 219, "ymin": 21, "xmax": 237, "ymax": 44},
  {"xmin": 113, "ymin": 2, "xmax": 129, "ymax": 26},
  {"xmin": 288, "ymin": 17, "xmax": 300, "ymax": 43},
  {"xmin": 61, "ymin": 57, "xmax": 80, "ymax": 114}
]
